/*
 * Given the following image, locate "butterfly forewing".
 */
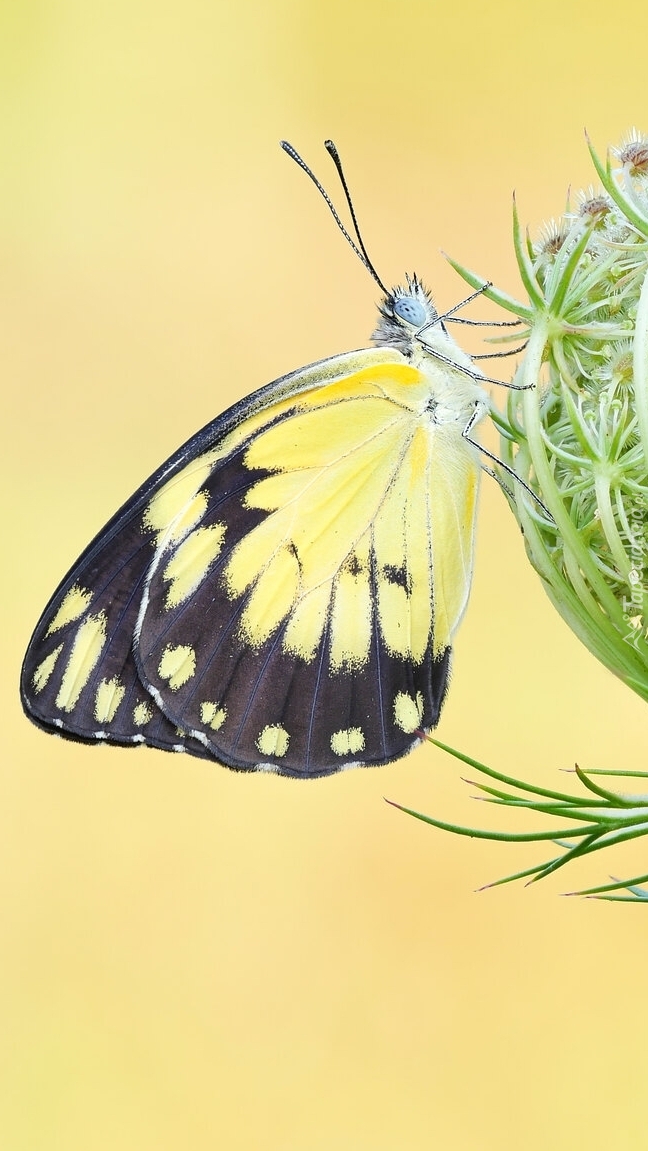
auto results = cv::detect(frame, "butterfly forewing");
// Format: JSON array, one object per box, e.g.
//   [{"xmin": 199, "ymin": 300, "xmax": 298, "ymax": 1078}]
[
  {"xmin": 135, "ymin": 362, "xmax": 457, "ymax": 775},
  {"xmin": 21, "ymin": 350, "xmax": 394, "ymax": 746},
  {"xmin": 23, "ymin": 346, "xmax": 471, "ymax": 775}
]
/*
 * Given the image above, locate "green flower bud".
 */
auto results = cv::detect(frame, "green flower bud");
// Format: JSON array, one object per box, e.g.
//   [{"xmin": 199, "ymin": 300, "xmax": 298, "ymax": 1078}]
[
  {"xmin": 452, "ymin": 128, "xmax": 648, "ymax": 701},
  {"xmin": 406, "ymin": 133, "xmax": 648, "ymax": 898}
]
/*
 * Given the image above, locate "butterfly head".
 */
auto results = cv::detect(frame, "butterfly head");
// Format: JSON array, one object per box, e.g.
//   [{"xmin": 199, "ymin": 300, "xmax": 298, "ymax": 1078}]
[{"xmin": 372, "ymin": 274, "xmax": 442, "ymax": 355}]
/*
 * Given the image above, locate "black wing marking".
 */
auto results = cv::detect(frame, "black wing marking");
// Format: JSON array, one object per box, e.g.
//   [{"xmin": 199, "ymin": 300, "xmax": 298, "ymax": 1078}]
[
  {"xmin": 21, "ymin": 346, "xmax": 451, "ymax": 775},
  {"xmin": 22, "ymin": 349, "xmax": 380, "ymax": 748},
  {"xmin": 135, "ymin": 439, "xmax": 451, "ymax": 777}
]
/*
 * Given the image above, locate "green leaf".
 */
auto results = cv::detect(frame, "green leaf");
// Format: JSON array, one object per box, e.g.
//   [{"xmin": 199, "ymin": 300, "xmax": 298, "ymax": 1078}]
[
  {"xmin": 444, "ymin": 255, "xmax": 533, "ymax": 321},
  {"xmin": 384, "ymin": 798, "xmax": 590, "ymax": 843},
  {"xmin": 511, "ymin": 195, "xmax": 546, "ymax": 310}
]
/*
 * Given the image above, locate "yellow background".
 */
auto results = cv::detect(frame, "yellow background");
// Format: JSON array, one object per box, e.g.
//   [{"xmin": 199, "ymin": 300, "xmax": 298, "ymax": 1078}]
[{"xmin": 2, "ymin": 2, "xmax": 648, "ymax": 1147}]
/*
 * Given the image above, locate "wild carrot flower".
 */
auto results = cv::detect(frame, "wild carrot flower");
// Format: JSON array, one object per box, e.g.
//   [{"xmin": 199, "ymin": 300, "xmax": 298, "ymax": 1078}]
[
  {"xmin": 454, "ymin": 128, "xmax": 648, "ymax": 700},
  {"xmin": 396, "ymin": 132, "xmax": 648, "ymax": 898}
]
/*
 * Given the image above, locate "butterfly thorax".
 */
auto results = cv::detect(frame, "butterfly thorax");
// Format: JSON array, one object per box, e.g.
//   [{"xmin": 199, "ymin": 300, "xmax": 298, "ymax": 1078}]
[{"xmin": 372, "ymin": 274, "xmax": 488, "ymax": 431}]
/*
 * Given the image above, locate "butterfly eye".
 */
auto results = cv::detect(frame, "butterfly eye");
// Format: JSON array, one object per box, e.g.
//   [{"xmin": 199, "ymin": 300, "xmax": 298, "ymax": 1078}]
[{"xmin": 393, "ymin": 296, "xmax": 427, "ymax": 326}]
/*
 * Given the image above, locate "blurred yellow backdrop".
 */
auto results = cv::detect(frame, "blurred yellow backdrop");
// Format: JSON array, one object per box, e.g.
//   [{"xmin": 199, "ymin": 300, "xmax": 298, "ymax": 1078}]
[{"xmin": 2, "ymin": 1, "xmax": 648, "ymax": 1148}]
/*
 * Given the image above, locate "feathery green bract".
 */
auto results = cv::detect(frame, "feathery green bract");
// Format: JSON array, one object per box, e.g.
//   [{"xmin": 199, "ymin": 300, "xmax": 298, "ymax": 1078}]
[
  {"xmin": 456, "ymin": 130, "xmax": 648, "ymax": 699},
  {"xmin": 399, "ymin": 132, "xmax": 648, "ymax": 898}
]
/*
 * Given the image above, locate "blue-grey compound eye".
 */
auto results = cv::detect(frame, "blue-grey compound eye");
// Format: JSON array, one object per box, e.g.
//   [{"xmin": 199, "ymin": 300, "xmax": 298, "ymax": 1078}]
[{"xmin": 393, "ymin": 295, "xmax": 427, "ymax": 326}]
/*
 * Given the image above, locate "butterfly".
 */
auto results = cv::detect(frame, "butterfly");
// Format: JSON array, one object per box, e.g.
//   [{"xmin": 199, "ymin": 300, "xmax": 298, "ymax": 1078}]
[{"xmin": 20, "ymin": 141, "xmax": 492, "ymax": 779}]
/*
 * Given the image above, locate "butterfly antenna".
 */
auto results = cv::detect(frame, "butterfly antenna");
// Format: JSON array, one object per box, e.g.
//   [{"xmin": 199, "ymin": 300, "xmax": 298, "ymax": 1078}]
[
  {"xmin": 280, "ymin": 140, "xmax": 389, "ymax": 294},
  {"xmin": 323, "ymin": 140, "xmax": 387, "ymax": 292}
]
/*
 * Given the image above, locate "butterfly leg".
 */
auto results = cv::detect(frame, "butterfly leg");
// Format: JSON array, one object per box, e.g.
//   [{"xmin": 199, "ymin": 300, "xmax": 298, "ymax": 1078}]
[{"xmin": 462, "ymin": 403, "xmax": 553, "ymax": 520}]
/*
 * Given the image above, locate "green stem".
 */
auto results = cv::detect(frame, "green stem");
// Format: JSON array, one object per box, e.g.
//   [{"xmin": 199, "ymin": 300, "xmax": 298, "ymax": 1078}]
[{"xmin": 633, "ymin": 266, "xmax": 648, "ymax": 467}]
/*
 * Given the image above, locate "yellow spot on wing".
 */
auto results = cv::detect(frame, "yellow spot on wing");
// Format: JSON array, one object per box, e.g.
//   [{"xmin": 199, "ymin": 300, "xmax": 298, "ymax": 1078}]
[
  {"xmin": 377, "ymin": 580, "xmax": 411, "ymax": 654},
  {"xmin": 32, "ymin": 644, "xmax": 63, "ymax": 692},
  {"xmin": 162, "ymin": 523, "xmax": 227, "ymax": 608},
  {"xmin": 223, "ymin": 514, "xmax": 283, "ymax": 601},
  {"xmin": 283, "ymin": 582, "xmax": 331, "ymax": 661},
  {"xmin": 46, "ymin": 584, "xmax": 93, "ymax": 635},
  {"xmin": 244, "ymin": 467, "xmax": 321, "ymax": 513},
  {"xmin": 330, "ymin": 727, "xmax": 365, "ymax": 756},
  {"xmin": 158, "ymin": 644, "xmax": 197, "ymax": 690},
  {"xmin": 393, "ymin": 691, "xmax": 424, "ymax": 734},
  {"xmin": 55, "ymin": 613, "xmax": 108, "ymax": 712},
  {"xmin": 428, "ymin": 425, "xmax": 480, "ymax": 655},
  {"xmin": 375, "ymin": 425, "xmax": 433, "ymax": 662},
  {"xmin": 143, "ymin": 456, "xmax": 215, "ymax": 544},
  {"xmin": 256, "ymin": 724, "xmax": 289, "ymax": 758},
  {"xmin": 169, "ymin": 491, "xmax": 209, "ymax": 543},
  {"xmin": 329, "ymin": 544, "xmax": 372, "ymax": 672},
  {"xmin": 133, "ymin": 701, "xmax": 153, "ymax": 726},
  {"xmin": 405, "ymin": 427, "xmax": 435, "ymax": 649},
  {"xmin": 239, "ymin": 547, "xmax": 300, "ymax": 648},
  {"xmin": 94, "ymin": 677, "xmax": 126, "ymax": 723},
  {"xmin": 200, "ymin": 701, "xmax": 227, "ymax": 730}
]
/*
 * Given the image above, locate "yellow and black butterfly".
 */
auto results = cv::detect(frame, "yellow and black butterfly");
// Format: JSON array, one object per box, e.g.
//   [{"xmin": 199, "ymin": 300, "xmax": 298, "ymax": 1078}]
[{"xmin": 20, "ymin": 141, "xmax": 499, "ymax": 779}]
